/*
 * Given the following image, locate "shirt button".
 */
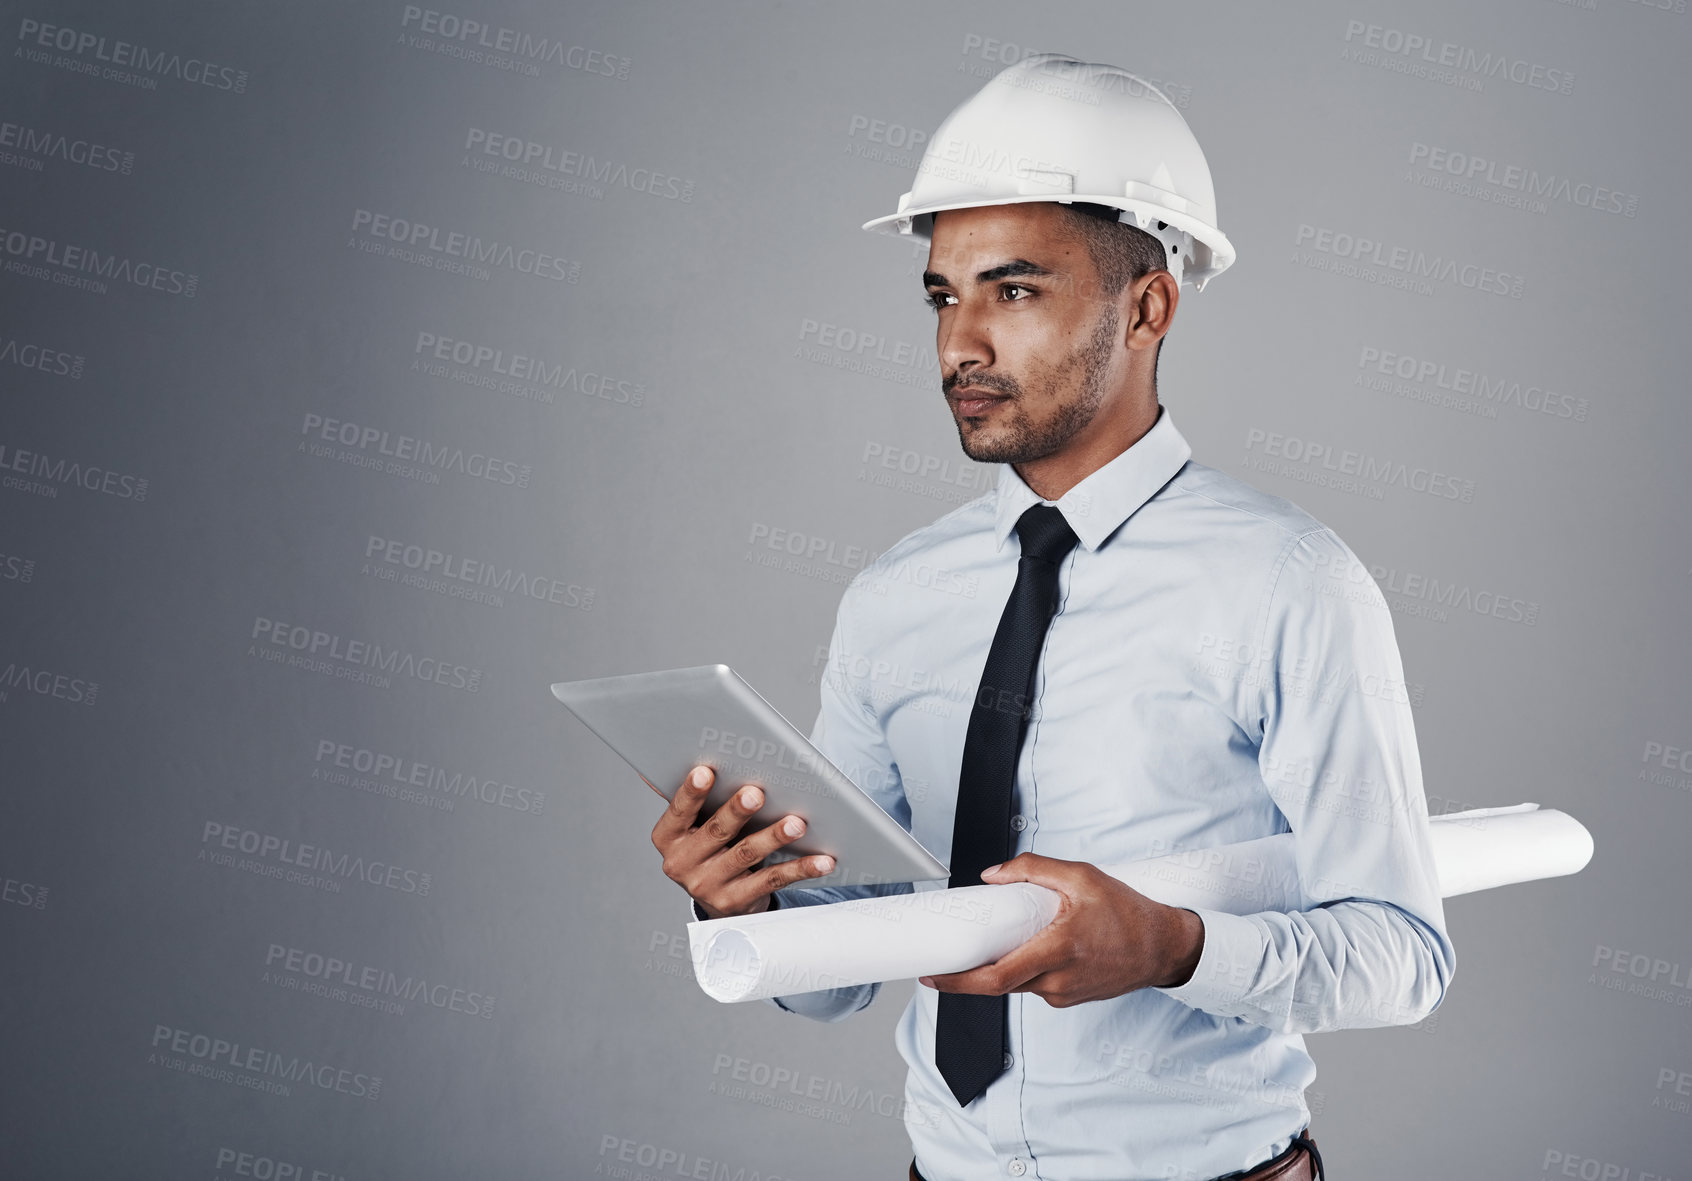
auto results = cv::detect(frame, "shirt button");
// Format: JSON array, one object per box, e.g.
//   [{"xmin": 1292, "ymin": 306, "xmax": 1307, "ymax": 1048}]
[
  {"xmin": 1010, "ymin": 814, "xmax": 1028, "ymax": 831},
  {"xmin": 1007, "ymin": 1159, "xmax": 1027, "ymax": 1177},
  {"xmin": 1003, "ymin": 1051, "xmax": 1014, "ymax": 1070}
]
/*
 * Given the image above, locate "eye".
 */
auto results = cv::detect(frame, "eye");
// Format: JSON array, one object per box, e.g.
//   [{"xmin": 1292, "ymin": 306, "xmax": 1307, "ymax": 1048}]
[
  {"xmin": 1000, "ymin": 283, "xmax": 1035, "ymax": 301},
  {"xmin": 923, "ymin": 290, "xmax": 956, "ymax": 310}
]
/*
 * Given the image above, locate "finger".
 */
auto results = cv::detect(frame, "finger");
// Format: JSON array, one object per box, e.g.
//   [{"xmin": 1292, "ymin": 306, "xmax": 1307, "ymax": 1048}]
[
  {"xmin": 655, "ymin": 764, "xmax": 715, "ymax": 837},
  {"xmin": 921, "ymin": 956, "xmax": 1047, "ymax": 996},
  {"xmin": 687, "ymin": 780, "xmax": 765, "ymax": 856},
  {"xmin": 701, "ymin": 849, "xmax": 836, "ymax": 917},
  {"xmin": 731, "ymin": 852, "xmax": 837, "ymax": 910},
  {"xmin": 707, "ymin": 811, "xmax": 812, "ymax": 879},
  {"xmin": 921, "ymin": 922, "xmax": 1066, "ymax": 995}
]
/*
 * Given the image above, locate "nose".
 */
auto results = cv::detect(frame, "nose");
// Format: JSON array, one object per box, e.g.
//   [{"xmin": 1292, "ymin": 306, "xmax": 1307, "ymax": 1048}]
[{"xmin": 937, "ymin": 298, "xmax": 993, "ymax": 383}]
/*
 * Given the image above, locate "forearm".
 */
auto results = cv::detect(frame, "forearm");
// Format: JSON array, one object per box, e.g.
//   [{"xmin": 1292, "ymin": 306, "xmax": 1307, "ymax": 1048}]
[{"xmin": 1160, "ymin": 897, "xmax": 1453, "ymax": 1033}]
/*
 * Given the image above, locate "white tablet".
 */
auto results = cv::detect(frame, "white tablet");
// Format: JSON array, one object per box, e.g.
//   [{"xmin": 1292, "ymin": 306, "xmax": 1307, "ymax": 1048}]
[{"xmin": 551, "ymin": 664, "xmax": 949, "ymax": 890}]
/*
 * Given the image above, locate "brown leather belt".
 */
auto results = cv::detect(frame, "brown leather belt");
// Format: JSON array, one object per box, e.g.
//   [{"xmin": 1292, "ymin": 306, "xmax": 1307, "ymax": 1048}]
[{"xmin": 908, "ymin": 1127, "xmax": 1323, "ymax": 1181}]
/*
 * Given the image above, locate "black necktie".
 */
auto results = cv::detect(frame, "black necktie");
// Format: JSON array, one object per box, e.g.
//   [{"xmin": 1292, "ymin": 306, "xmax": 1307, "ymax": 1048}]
[{"xmin": 935, "ymin": 501, "xmax": 1080, "ymax": 1107}]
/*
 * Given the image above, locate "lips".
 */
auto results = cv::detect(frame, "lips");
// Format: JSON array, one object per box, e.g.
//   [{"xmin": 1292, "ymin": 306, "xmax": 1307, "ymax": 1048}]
[{"xmin": 950, "ymin": 388, "xmax": 1008, "ymax": 414}]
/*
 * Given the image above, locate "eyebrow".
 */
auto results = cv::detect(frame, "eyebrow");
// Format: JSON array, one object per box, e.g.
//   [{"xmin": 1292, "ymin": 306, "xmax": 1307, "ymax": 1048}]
[{"xmin": 922, "ymin": 258, "xmax": 1056, "ymax": 288}]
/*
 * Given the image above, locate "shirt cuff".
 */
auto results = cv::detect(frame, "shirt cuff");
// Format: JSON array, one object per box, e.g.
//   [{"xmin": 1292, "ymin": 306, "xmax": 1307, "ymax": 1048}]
[
  {"xmin": 1153, "ymin": 906, "xmax": 1266, "ymax": 1015},
  {"xmin": 688, "ymin": 892, "xmax": 780, "ymax": 923},
  {"xmin": 764, "ymin": 980, "xmax": 878, "ymax": 1022}
]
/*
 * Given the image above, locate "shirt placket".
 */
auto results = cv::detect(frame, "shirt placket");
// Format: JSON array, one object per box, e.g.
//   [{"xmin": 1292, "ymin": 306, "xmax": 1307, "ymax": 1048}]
[{"xmin": 980, "ymin": 635, "xmax": 1049, "ymax": 1178}]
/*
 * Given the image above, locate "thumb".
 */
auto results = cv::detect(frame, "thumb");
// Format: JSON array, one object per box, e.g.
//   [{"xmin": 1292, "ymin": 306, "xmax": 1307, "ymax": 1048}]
[{"xmin": 979, "ymin": 852, "xmax": 1056, "ymax": 885}]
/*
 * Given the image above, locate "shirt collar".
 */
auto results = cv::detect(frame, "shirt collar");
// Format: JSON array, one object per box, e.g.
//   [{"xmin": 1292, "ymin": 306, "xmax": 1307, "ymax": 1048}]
[{"xmin": 992, "ymin": 403, "xmax": 1193, "ymax": 554}]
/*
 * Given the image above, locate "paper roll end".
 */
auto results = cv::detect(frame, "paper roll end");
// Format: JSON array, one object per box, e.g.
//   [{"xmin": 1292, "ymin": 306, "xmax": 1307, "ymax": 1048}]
[
  {"xmin": 1564, "ymin": 815, "xmax": 1595, "ymax": 874},
  {"xmin": 1534, "ymin": 809, "xmax": 1596, "ymax": 879}
]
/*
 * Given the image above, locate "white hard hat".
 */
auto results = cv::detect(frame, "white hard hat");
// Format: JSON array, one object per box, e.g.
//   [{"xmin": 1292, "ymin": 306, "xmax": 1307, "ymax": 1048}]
[{"xmin": 862, "ymin": 53, "xmax": 1235, "ymax": 291}]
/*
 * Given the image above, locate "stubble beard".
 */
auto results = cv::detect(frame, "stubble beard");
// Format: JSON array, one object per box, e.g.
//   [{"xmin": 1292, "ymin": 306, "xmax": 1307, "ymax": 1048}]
[{"xmin": 951, "ymin": 302, "xmax": 1120, "ymax": 466}]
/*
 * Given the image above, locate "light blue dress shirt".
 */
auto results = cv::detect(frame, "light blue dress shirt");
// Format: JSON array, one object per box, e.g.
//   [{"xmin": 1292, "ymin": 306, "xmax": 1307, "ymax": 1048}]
[{"xmin": 690, "ymin": 403, "xmax": 1454, "ymax": 1180}]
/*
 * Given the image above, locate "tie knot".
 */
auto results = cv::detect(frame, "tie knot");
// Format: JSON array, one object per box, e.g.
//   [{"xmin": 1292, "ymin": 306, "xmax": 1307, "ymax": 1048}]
[{"xmin": 1016, "ymin": 503, "xmax": 1079, "ymax": 564}]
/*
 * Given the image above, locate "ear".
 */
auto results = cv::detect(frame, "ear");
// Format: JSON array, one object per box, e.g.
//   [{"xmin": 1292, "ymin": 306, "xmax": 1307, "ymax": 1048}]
[{"xmin": 1126, "ymin": 269, "xmax": 1178, "ymax": 351}]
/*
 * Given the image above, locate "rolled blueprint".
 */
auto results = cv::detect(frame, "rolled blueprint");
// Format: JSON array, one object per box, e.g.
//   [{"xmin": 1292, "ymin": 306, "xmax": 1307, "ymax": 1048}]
[{"xmin": 688, "ymin": 803, "xmax": 1594, "ymax": 1004}]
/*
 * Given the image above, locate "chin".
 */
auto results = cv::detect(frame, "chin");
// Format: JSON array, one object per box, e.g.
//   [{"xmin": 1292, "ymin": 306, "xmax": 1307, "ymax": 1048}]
[{"xmin": 958, "ymin": 434, "xmax": 1016, "ymax": 465}]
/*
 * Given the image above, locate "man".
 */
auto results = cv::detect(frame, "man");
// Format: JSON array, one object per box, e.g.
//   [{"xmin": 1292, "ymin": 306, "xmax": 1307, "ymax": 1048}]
[{"xmin": 652, "ymin": 54, "xmax": 1453, "ymax": 1181}]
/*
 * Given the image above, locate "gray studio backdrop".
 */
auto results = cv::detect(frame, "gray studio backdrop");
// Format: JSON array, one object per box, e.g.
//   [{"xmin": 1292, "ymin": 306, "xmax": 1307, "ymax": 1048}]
[{"xmin": 2, "ymin": 1, "xmax": 1689, "ymax": 1178}]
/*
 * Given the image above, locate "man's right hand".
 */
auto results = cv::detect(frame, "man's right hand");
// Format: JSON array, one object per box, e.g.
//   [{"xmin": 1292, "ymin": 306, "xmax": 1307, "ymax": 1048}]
[{"xmin": 651, "ymin": 764, "xmax": 836, "ymax": 919}]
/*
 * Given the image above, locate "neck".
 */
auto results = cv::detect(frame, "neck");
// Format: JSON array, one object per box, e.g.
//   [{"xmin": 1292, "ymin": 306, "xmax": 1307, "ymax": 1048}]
[{"xmin": 1013, "ymin": 394, "xmax": 1160, "ymax": 502}]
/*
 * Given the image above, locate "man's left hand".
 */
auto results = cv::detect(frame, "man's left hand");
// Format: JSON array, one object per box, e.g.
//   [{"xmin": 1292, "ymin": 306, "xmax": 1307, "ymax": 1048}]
[{"xmin": 917, "ymin": 853, "xmax": 1205, "ymax": 1007}]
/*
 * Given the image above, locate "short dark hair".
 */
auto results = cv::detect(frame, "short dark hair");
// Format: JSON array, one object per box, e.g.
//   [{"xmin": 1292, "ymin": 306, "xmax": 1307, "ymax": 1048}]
[
  {"xmin": 1054, "ymin": 201, "xmax": 1170, "ymax": 298},
  {"xmin": 1054, "ymin": 201, "xmax": 1170, "ymax": 378}
]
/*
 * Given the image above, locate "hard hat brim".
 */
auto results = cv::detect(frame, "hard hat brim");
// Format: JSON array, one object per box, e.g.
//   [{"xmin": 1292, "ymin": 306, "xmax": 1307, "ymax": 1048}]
[{"xmin": 862, "ymin": 194, "xmax": 1235, "ymax": 289}]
